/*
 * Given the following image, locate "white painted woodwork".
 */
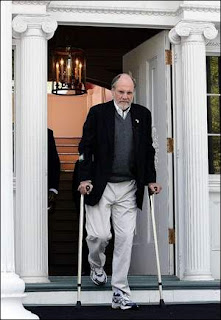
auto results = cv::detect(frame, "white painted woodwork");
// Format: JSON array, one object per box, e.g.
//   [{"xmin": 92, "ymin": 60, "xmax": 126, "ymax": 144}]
[
  {"xmin": 1, "ymin": 2, "xmax": 39, "ymax": 318},
  {"xmin": 169, "ymin": 21, "xmax": 218, "ymax": 281},
  {"xmin": 22, "ymin": 288, "xmax": 220, "ymax": 305},
  {"xmin": 123, "ymin": 31, "xmax": 172, "ymax": 275},
  {"xmin": 6, "ymin": 4, "xmax": 220, "ymax": 312},
  {"xmin": 12, "ymin": 14, "xmax": 57, "ymax": 283},
  {"xmin": 206, "ymin": 35, "xmax": 221, "ymax": 280},
  {"xmin": 209, "ymin": 176, "xmax": 220, "ymax": 279}
]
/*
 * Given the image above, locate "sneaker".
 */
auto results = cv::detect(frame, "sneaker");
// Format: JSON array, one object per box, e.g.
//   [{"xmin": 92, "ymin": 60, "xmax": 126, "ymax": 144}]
[
  {"xmin": 112, "ymin": 290, "xmax": 139, "ymax": 310},
  {"xmin": 90, "ymin": 265, "xmax": 107, "ymax": 286}
]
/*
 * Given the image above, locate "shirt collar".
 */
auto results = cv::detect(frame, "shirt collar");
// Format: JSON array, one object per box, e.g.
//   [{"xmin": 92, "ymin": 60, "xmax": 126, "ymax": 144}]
[{"xmin": 113, "ymin": 100, "xmax": 131, "ymax": 119}]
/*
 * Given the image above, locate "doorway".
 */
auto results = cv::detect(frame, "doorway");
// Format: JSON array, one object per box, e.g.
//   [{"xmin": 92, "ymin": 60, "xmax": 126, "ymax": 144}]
[{"xmin": 47, "ymin": 25, "xmax": 174, "ymax": 276}]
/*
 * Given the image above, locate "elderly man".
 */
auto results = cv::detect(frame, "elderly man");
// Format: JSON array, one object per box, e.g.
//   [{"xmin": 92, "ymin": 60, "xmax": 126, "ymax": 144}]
[{"xmin": 78, "ymin": 73, "xmax": 161, "ymax": 310}]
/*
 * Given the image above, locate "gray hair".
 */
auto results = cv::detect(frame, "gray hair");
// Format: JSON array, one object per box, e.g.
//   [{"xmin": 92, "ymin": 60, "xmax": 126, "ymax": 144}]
[{"xmin": 111, "ymin": 73, "xmax": 136, "ymax": 89}]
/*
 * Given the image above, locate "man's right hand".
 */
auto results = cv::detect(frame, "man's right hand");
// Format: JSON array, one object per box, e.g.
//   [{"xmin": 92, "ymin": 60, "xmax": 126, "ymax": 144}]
[{"xmin": 78, "ymin": 180, "xmax": 93, "ymax": 195}]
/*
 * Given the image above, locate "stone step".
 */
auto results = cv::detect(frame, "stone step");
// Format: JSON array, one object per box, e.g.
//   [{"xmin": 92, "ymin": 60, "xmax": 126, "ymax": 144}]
[{"xmin": 24, "ymin": 276, "xmax": 220, "ymax": 305}]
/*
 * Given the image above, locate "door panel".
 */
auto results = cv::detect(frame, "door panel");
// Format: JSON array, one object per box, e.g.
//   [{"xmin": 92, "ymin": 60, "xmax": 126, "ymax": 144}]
[{"xmin": 123, "ymin": 30, "xmax": 172, "ymax": 275}]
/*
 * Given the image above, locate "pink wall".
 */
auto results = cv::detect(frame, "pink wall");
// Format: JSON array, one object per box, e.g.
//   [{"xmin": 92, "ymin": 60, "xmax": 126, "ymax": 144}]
[
  {"xmin": 47, "ymin": 94, "xmax": 88, "ymax": 137},
  {"xmin": 48, "ymin": 85, "xmax": 112, "ymax": 138}
]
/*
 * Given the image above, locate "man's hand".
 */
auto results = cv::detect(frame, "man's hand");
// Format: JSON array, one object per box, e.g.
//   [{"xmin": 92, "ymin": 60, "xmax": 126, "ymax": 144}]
[
  {"xmin": 148, "ymin": 183, "xmax": 162, "ymax": 195},
  {"xmin": 78, "ymin": 180, "xmax": 93, "ymax": 195}
]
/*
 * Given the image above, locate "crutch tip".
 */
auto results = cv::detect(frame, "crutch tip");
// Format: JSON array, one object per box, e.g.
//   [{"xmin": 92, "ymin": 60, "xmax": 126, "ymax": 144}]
[
  {"xmin": 159, "ymin": 299, "xmax": 166, "ymax": 308},
  {"xmin": 76, "ymin": 301, "xmax": 82, "ymax": 308}
]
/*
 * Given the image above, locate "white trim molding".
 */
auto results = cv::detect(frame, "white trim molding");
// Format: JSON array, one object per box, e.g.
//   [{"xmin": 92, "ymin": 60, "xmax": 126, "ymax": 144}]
[
  {"xmin": 47, "ymin": 2, "xmax": 220, "ymax": 16},
  {"xmin": 179, "ymin": 3, "xmax": 220, "ymax": 14},
  {"xmin": 13, "ymin": 1, "xmax": 51, "ymax": 5},
  {"xmin": 209, "ymin": 175, "xmax": 221, "ymax": 193},
  {"xmin": 48, "ymin": 4, "xmax": 178, "ymax": 17},
  {"xmin": 12, "ymin": 1, "xmax": 220, "ymax": 28}
]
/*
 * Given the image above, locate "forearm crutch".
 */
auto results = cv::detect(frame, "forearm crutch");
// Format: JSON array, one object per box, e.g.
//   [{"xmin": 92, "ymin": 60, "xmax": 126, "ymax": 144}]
[
  {"xmin": 149, "ymin": 194, "xmax": 165, "ymax": 307},
  {"xmin": 76, "ymin": 185, "xmax": 90, "ymax": 307},
  {"xmin": 76, "ymin": 192, "xmax": 85, "ymax": 307}
]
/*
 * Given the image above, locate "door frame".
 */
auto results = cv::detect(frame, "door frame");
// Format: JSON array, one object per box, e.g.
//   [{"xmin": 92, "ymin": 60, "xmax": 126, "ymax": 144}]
[{"xmin": 13, "ymin": 23, "xmax": 176, "ymax": 277}]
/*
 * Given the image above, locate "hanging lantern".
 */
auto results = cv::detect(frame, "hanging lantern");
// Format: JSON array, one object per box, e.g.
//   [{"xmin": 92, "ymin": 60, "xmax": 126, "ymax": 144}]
[{"xmin": 51, "ymin": 46, "xmax": 87, "ymax": 95}]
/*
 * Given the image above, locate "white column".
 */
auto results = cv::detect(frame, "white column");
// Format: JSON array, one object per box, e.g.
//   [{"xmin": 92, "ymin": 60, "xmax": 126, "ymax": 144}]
[
  {"xmin": 169, "ymin": 21, "xmax": 218, "ymax": 280},
  {"xmin": 12, "ymin": 14, "xmax": 57, "ymax": 283},
  {"xmin": 1, "ymin": 2, "xmax": 38, "ymax": 319}
]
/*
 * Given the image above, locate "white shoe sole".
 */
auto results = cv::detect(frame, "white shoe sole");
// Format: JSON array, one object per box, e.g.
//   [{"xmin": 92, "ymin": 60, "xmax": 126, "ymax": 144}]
[
  {"xmin": 112, "ymin": 302, "xmax": 132, "ymax": 310},
  {"xmin": 90, "ymin": 274, "xmax": 107, "ymax": 286}
]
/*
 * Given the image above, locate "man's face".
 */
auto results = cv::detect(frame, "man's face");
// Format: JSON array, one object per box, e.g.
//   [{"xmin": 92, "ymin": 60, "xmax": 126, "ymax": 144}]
[{"xmin": 111, "ymin": 76, "xmax": 134, "ymax": 110}]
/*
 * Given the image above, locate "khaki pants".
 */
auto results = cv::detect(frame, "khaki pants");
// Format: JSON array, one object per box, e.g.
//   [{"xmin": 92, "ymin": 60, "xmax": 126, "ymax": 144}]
[{"xmin": 85, "ymin": 180, "xmax": 137, "ymax": 296}]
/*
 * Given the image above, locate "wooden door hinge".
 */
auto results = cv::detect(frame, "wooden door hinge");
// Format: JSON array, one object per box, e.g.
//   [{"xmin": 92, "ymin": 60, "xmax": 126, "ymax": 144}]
[
  {"xmin": 167, "ymin": 137, "xmax": 174, "ymax": 153},
  {"xmin": 168, "ymin": 228, "xmax": 175, "ymax": 244},
  {"xmin": 165, "ymin": 49, "xmax": 172, "ymax": 65}
]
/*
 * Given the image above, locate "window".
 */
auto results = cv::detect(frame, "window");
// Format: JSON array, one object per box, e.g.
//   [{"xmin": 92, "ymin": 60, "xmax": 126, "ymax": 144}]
[{"xmin": 206, "ymin": 56, "xmax": 220, "ymax": 174}]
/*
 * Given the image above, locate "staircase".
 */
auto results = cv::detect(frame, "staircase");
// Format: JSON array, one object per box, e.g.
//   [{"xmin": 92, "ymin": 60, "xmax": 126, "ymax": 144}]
[
  {"xmin": 48, "ymin": 137, "xmax": 81, "ymax": 276},
  {"xmin": 56, "ymin": 137, "xmax": 80, "ymax": 172},
  {"xmin": 48, "ymin": 136, "xmax": 113, "ymax": 276}
]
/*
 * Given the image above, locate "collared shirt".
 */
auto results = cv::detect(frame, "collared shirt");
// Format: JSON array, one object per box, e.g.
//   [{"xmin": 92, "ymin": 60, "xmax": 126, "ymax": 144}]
[{"xmin": 114, "ymin": 101, "xmax": 131, "ymax": 120}]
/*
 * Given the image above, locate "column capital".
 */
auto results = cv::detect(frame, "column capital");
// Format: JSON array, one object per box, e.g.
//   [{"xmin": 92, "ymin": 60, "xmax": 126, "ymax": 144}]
[
  {"xmin": 169, "ymin": 21, "xmax": 218, "ymax": 45},
  {"xmin": 12, "ymin": 14, "xmax": 57, "ymax": 40}
]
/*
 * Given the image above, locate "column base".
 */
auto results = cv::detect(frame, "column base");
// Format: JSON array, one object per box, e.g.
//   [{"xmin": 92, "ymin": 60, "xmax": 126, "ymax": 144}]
[
  {"xmin": 1, "ymin": 272, "xmax": 39, "ymax": 319},
  {"xmin": 22, "ymin": 276, "xmax": 50, "ymax": 283},
  {"xmin": 183, "ymin": 273, "xmax": 214, "ymax": 281}
]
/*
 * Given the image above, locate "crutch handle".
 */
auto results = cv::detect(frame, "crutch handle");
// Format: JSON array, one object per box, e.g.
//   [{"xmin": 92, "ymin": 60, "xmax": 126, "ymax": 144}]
[{"xmin": 148, "ymin": 186, "xmax": 158, "ymax": 196}]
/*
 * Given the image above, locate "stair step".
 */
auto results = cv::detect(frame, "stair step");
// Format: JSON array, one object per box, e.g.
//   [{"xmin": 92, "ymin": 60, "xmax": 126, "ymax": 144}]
[
  {"xmin": 49, "ymin": 255, "xmax": 78, "ymax": 265},
  {"xmin": 60, "ymin": 172, "xmax": 74, "ymax": 180},
  {"xmin": 61, "ymin": 162, "xmax": 75, "ymax": 171},
  {"xmin": 55, "ymin": 137, "xmax": 81, "ymax": 144},
  {"xmin": 59, "ymin": 154, "xmax": 79, "ymax": 162},
  {"xmin": 56, "ymin": 203, "xmax": 76, "ymax": 209},
  {"xmin": 59, "ymin": 180, "xmax": 73, "ymax": 190},
  {"xmin": 50, "ymin": 243, "xmax": 78, "ymax": 253},
  {"xmin": 25, "ymin": 275, "xmax": 221, "ymax": 291},
  {"xmin": 57, "ymin": 190, "xmax": 73, "ymax": 200},
  {"xmin": 49, "ymin": 232, "xmax": 80, "ymax": 242},
  {"xmin": 57, "ymin": 145, "xmax": 79, "ymax": 153},
  {"xmin": 57, "ymin": 144, "xmax": 79, "ymax": 147}
]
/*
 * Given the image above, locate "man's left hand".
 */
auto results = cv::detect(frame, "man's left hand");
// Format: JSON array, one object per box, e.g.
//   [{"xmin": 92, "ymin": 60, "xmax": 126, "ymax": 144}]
[{"xmin": 148, "ymin": 183, "xmax": 162, "ymax": 195}]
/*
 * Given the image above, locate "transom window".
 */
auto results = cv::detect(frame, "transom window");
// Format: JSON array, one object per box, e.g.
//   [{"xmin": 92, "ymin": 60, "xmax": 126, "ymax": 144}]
[{"xmin": 206, "ymin": 56, "xmax": 220, "ymax": 174}]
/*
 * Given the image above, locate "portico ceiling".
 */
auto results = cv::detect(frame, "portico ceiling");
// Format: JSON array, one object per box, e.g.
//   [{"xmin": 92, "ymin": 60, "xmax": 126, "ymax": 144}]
[{"xmin": 48, "ymin": 25, "xmax": 162, "ymax": 89}]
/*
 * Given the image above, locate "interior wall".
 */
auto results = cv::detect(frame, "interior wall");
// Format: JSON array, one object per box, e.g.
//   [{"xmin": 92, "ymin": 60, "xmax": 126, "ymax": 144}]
[{"xmin": 47, "ymin": 85, "xmax": 112, "ymax": 137}]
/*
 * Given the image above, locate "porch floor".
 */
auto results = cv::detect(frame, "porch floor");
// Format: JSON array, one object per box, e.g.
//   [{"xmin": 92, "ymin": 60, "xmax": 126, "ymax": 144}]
[
  {"xmin": 25, "ymin": 275, "xmax": 220, "ymax": 292},
  {"xmin": 23, "ymin": 276, "xmax": 220, "ymax": 306}
]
